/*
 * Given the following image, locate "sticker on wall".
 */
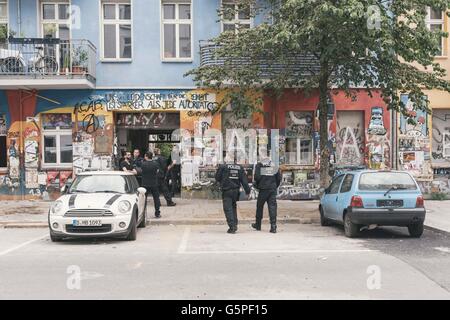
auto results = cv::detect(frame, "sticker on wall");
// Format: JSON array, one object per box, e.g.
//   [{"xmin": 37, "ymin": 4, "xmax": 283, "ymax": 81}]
[
  {"xmin": 24, "ymin": 140, "xmax": 39, "ymax": 168},
  {"xmin": 0, "ymin": 114, "xmax": 6, "ymax": 136},
  {"xmin": 25, "ymin": 169, "xmax": 39, "ymax": 189}
]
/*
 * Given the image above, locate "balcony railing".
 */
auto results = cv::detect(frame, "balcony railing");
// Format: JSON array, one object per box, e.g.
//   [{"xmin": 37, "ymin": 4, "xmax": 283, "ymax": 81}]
[
  {"xmin": 199, "ymin": 41, "xmax": 320, "ymax": 78},
  {"xmin": 0, "ymin": 38, "xmax": 96, "ymax": 84}
]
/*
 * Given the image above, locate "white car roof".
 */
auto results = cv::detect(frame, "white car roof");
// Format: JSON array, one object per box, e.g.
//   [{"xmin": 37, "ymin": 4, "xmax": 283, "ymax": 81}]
[{"xmin": 77, "ymin": 171, "xmax": 135, "ymax": 176}]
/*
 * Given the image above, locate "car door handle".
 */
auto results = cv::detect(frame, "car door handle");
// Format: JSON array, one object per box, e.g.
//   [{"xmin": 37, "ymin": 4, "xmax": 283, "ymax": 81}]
[{"xmin": 336, "ymin": 197, "xmax": 338, "ymax": 202}]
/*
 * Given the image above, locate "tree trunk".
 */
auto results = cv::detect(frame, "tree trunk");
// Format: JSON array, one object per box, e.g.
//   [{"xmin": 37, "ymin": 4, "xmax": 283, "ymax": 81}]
[{"xmin": 318, "ymin": 68, "xmax": 331, "ymax": 188}]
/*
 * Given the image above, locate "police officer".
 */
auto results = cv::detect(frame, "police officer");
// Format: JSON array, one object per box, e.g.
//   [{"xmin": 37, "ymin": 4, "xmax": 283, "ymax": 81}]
[
  {"xmin": 154, "ymin": 148, "xmax": 176, "ymax": 207},
  {"xmin": 215, "ymin": 156, "xmax": 251, "ymax": 234},
  {"xmin": 252, "ymin": 156, "xmax": 281, "ymax": 233},
  {"xmin": 137, "ymin": 151, "xmax": 162, "ymax": 218},
  {"xmin": 132, "ymin": 149, "xmax": 144, "ymax": 186}
]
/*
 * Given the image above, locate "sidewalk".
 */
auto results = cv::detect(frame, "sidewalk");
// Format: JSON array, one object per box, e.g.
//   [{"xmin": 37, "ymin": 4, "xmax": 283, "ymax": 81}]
[
  {"xmin": 0, "ymin": 198, "xmax": 319, "ymax": 228},
  {"xmin": 0, "ymin": 199, "xmax": 449, "ymax": 233}
]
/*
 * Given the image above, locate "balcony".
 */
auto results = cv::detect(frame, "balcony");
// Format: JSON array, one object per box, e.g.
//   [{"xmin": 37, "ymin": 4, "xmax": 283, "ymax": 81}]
[
  {"xmin": 199, "ymin": 41, "xmax": 320, "ymax": 78},
  {"xmin": 0, "ymin": 38, "xmax": 96, "ymax": 89}
]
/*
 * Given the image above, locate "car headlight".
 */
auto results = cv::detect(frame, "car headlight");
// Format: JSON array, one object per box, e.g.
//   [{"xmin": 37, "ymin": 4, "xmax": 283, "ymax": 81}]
[
  {"xmin": 118, "ymin": 200, "xmax": 132, "ymax": 213},
  {"xmin": 51, "ymin": 201, "xmax": 64, "ymax": 215}
]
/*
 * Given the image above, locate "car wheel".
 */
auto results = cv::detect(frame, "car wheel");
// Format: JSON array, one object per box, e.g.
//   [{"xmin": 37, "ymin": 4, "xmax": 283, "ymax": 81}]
[
  {"xmin": 138, "ymin": 206, "xmax": 147, "ymax": 228},
  {"xmin": 126, "ymin": 214, "xmax": 137, "ymax": 241},
  {"xmin": 50, "ymin": 230, "xmax": 63, "ymax": 242},
  {"xmin": 344, "ymin": 213, "xmax": 359, "ymax": 238},
  {"xmin": 408, "ymin": 222, "xmax": 424, "ymax": 238},
  {"xmin": 320, "ymin": 207, "xmax": 331, "ymax": 226}
]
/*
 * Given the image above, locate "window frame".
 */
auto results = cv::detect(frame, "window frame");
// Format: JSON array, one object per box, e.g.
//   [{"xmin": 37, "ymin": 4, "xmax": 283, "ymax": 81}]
[
  {"xmin": 41, "ymin": 117, "xmax": 73, "ymax": 169},
  {"xmin": 40, "ymin": 1, "xmax": 72, "ymax": 39},
  {"xmin": 100, "ymin": 1, "xmax": 133, "ymax": 62},
  {"xmin": 220, "ymin": 0, "xmax": 253, "ymax": 34},
  {"xmin": 160, "ymin": 1, "xmax": 193, "ymax": 62},
  {"xmin": 426, "ymin": 7, "xmax": 446, "ymax": 57}
]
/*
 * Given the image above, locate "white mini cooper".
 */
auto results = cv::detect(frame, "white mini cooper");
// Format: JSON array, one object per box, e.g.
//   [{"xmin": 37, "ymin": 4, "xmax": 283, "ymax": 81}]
[{"xmin": 48, "ymin": 171, "xmax": 147, "ymax": 242}]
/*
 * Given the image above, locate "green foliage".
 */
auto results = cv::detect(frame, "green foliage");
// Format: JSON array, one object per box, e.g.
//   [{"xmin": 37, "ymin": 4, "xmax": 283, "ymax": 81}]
[
  {"xmin": 186, "ymin": 0, "xmax": 450, "ymax": 186},
  {"xmin": 156, "ymin": 143, "xmax": 174, "ymax": 159},
  {"xmin": 431, "ymin": 192, "xmax": 448, "ymax": 200}
]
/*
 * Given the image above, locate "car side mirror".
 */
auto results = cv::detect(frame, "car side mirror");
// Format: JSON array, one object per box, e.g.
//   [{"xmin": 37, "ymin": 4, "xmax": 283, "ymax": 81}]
[
  {"xmin": 137, "ymin": 187, "xmax": 147, "ymax": 195},
  {"xmin": 319, "ymin": 187, "xmax": 326, "ymax": 195},
  {"xmin": 61, "ymin": 185, "xmax": 67, "ymax": 194}
]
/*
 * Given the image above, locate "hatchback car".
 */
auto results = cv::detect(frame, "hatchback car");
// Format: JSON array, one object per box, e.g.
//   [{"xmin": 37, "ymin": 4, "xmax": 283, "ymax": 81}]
[
  {"xmin": 319, "ymin": 170, "xmax": 426, "ymax": 238},
  {"xmin": 48, "ymin": 171, "xmax": 147, "ymax": 242}
]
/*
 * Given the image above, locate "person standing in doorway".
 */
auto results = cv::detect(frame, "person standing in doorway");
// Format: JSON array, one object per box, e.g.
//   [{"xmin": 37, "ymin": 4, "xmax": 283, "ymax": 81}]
[
  {"xmin": 252, "ymin": 156, "xmax": 281, "ymax": 233},
  {"xmin": 137, "ymin": 151, "xmax": 162, "ymax": 218},
  {"xmin": 154, "ymin": 148, "xmax": 176, "ymax": 207},
  {"xmin": 215, "ymin": 156, "xmax": 251, "ymax": 234},
  {"xmin": 133, "ymin": 149, "xmax": 144, "ymax": 186}
]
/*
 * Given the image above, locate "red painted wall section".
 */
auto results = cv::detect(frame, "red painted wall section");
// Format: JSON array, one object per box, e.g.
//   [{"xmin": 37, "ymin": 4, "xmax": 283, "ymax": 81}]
[
  {"xmin": 6, "ymin": 90, "xmax": 38, "ymax": 123},
  {"xmin": 330, "ymin": 90, "xmax": 390, "ymax": 132}
]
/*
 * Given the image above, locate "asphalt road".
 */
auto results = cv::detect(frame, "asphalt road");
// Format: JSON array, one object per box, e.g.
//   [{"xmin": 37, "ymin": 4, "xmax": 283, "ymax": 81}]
[{"xmin": 0, "ymin": 223, "xmax": 449, "ymax": 300}]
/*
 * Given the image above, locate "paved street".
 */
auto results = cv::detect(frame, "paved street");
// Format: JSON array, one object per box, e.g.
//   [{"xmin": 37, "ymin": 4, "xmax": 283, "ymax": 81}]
[{"xmin": 0, "ymin": 223, "xmax": 449, "ymax": 300}]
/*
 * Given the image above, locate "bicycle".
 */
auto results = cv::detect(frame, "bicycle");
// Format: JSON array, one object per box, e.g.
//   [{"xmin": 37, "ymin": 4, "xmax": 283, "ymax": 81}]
[{"xmin": 0, "ymin": 44, "xmax": 59, "ymax": 75}]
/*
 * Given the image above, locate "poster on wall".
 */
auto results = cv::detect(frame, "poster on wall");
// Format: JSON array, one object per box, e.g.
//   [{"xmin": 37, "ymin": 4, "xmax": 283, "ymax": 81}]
[
  {"xmin": 42, "ymin": 113, "xmax": 72, "ymax": 130},
  {"xmin": 24, "ymin": 140, "xmax": 39, "ymax": 168},
  {"xmin": 25, "ymin": 169, "xmax": 39, "ymax": 189},
  {"xmin": 0, "ymin": 114, "xmax": 6, "ymax": 136}
]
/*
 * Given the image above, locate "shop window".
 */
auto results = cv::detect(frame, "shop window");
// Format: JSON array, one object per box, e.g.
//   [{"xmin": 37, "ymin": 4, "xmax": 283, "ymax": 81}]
[
  {"xmin": 41, "ymin": 113, "xmax": 73, "ymax": 168},
  {"xmin": 426, "ymin": 7, "xmax": 445, "ymax": 56},
  {"xmin": 221, "ymin": 0, "xmax": 252, "ymax": 33},
  {"xmin": 161, "ymin": 0, "xmax": 192, "ymax": 60},
  {"xmin": 101, "ymin": 1, "xmax": 132, "ymax": 60},
  {"xmin": 285, "ymin": 111, "xmax": 314, "ymax": 165}
]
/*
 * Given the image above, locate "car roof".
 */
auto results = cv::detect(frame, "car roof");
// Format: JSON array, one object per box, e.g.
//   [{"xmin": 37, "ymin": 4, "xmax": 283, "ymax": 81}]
[
  {"xmin": 337, "ymin": 170, "xmax": 411, "ymax": 175},
  {"xmin": 76, "ymin": 171, "xmax": 135, "ymax": 176}
]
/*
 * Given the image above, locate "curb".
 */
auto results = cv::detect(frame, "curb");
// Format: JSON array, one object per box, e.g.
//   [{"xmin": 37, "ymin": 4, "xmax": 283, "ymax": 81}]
[
  {"xmin": 424, "ymin": 225, "xmax": 450, "ymax": 235},
  {"xmin": 0, "ymin": 218, "xmax": 319, "ymax": 229}
]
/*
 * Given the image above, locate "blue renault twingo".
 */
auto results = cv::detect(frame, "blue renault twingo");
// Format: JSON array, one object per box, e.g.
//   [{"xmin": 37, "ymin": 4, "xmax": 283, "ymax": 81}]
[{"xmin": 319, "ymin": 170, "xmax": 426, "ymax": 238}]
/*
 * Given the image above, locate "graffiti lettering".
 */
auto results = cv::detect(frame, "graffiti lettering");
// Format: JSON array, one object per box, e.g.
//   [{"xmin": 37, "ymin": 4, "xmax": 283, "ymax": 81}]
[{"xmin": 82, "ymin": 114, "xmax": 99, "ymax": 134}]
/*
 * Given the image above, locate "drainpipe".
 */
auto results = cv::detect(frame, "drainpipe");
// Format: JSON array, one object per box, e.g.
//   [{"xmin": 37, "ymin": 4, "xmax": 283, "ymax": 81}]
[
  {"xmin": 17, "ymin": 0, "xmax": 22, "ymax": 35},
  {"xmin": 391, "ymin": 108, "xmax": 398, "ymax": 170}
]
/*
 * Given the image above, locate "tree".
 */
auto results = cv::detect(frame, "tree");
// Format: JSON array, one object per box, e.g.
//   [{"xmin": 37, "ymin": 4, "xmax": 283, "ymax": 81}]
[{"xmin": 186, "ymin": 0, "xmax": 450, "ymax": 187}]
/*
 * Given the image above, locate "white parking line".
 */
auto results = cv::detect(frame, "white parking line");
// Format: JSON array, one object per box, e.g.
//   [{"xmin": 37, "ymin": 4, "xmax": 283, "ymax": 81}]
[
  {"xmin": 177, "ymin": 226, "xmax": 191, "ymax": 254},
  {"xmin": 179, "ymin": 249, "xmax": 374, "ymax": 255},
  {"xmin": 0, "ymin": 234, "xmax": 48, "ymax": 257}
]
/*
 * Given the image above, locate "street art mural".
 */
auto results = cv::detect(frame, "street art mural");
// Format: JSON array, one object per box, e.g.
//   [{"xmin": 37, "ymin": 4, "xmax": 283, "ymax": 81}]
[
  {"xmin": 398, "ymin": 95, "xmax": 432, "ymax": 180},
  {"xmin": 336, "ymin": 111, "xmax": 365, "ymax": 166},
  {"xmin": 432, "ymin": 109, "xmax": 450, "ymax": 167}
]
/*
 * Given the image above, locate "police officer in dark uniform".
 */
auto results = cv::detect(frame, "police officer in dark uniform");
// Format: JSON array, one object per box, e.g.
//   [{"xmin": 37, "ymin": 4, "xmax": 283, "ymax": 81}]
[
  {"xmin": 252, "ymin": 156, "xmax": 281, "ymax": 233},
  {"xmin": 137, "ymin": 151, "xmax": 162, "ymax": 218},
  {"xmin": 215, "ymin": 157, "xmax": 251, "ymax": 234},
  {"xmin": 154, "ymin": 148, "xmax": 176, "ymax": 207}
]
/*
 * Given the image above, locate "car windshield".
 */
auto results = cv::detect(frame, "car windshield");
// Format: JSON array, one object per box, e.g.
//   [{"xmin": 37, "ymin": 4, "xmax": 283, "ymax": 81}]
[
  {"xmin": 69, "ymin": 175, "xmax": 130, "ymax": 194},
  {"xmin": 359, "ymin": 172, "xmax": 418, "ymax": 191}
]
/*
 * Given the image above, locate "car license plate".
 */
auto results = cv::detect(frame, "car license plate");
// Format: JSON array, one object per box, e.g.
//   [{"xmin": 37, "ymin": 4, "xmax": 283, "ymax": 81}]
[
  {"xmin": 72, "ymin": 219, "xmax": 102, "ymax": 227},
  {"xmin": 377, "ymin": 200, "xmax": 403, "ymax": 207}
]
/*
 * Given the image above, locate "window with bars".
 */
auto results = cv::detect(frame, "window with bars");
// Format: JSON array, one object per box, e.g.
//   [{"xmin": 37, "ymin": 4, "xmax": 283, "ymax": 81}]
[{"xmin": 161, "ymin": 1, "xmax": 192, "ymax": 60}]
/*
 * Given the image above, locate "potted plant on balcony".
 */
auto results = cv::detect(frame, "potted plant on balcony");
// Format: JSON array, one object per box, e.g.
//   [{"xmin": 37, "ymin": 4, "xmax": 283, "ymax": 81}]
[{"xmin": 72, "ymin": 46, "xmax": 88, "ymax": 75}]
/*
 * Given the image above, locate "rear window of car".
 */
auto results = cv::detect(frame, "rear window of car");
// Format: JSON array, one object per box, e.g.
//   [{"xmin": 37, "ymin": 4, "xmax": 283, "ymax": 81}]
[{"xmin": 358, "ymin": 172, "xmax": 418, "ymax": 191}]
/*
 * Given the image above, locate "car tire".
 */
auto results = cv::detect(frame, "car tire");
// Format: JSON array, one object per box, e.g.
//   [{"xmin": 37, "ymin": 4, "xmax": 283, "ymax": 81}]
[
  {"xmin": 138, "ymin": 206, "xmax": 147, "ymax": 229},
  {"xmin": 320, "ymin": 207, "xmax": 331, "ymax": 226},
  {"xmin": 408, "ymin": 222, "xmax": 424, "ymax": 238},
  {"xmin": 126, "ymin": 214, "xmax": 138, "ymax": 241},
  {"xmin": 50, "ymin": 230, "xmax": 63, "ymax": 242},
  {"xmin": 344, "ymin": 213, "xmax": 359, "ymax": 238}
]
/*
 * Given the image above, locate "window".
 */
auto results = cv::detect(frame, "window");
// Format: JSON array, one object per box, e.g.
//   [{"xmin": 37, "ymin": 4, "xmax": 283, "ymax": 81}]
[
  {"xmin": 221, "ymin": 0, "xmax": 252, "ymax": 33},
  {"xmin": 101, "ymin": 1, "xmax": 132, "ymax": 60},
  {"xmin": 0, "ymin": 113, "xmax": 6, "ymax": 168},
  {"xmin": 340, "ymin": 174, "xmax": 354, "ymax": 193},
  {"xmin": 41, "ymin": 113, "xmax": 73, "ymax": 167},
  {"xmin": 285, "ymin": 111, "xmax": 314, "ymax": 165},
  {"xmin": 328, "ymin": 175, "xmax": 344, "ymax": 195},
  {"xmin": 359, "ymin": 172, "xmax": 418, "ymax": 191},
  {"xmin": 0, "ymin": 0, "xmax": 8, "ymax": 49},
  {"xmin": 161, "ymin": 1, "xmax": 192, "ymax": 60},
  {"xmin": 426, "ymin": 7, "xmax": 445, "ymax": 56},
  {"xmin": 41, "ymin": 2, "xmax": 71, "ymax": 40}
]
